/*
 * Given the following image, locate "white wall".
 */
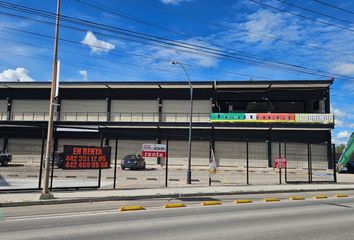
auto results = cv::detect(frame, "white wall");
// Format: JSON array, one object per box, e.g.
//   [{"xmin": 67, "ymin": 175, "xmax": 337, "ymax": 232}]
[
  {"xmin": 60, "ymin": 100, "xmax": 107, "ymax": 121},
  {"xmin": 162, "ymin": 100, "xmax": 211, "ymax": 122},
  {"xmin": 12, "ymin": 100, "xmax": 49, "ymax": 121},
  {"xmin": 111, "ymin": 100, "xmax": 158, "ymax": 122}
]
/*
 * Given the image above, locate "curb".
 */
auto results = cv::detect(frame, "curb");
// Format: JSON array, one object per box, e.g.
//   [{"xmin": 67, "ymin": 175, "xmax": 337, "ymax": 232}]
[{"xmin": 1, "ymin": 187, "xmax": 354, "ymax": 208}]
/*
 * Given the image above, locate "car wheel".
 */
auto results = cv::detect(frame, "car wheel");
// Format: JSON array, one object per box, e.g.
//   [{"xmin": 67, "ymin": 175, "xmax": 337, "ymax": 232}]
[
  {"xmin": 121, "ymin": 167, "xmax": 125, "ymax": 170},
  {"xmin": 1, "ymin": 160, "xmax": 8, "ymax": 166},
  {"xmin": 143, "ymin": 164, "xmax": 146, "ymax": 170}
]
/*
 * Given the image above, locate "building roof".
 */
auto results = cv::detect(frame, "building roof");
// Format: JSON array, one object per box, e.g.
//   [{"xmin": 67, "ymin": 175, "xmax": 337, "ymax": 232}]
[{"xmin": 0, "ymin": 80, "xmax": 334, "ymax": 90}]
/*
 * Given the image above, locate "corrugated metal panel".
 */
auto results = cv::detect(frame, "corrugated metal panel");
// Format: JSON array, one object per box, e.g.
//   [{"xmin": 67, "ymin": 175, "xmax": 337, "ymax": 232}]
[
  {"xmin": 162, "ymin": 100, "xmax": 211, "ymax": 122},
  {"xmin": 0, "ymin": 100, "xmax": 7, "ymax": 120},
  {"xmin": 163, "ymin": 140, "xmax": 209, "ymax": 166},
  {"xmin": 215, "ymin": 141, "xmax": 246, "ymax": 167},
  {"xmin": 12, "ymin": 100, "xmax": 49, "ymax": 121},
  {"xmin": 284, "ymin": 143, "xmax": 308, "ymax": 169},
  {"xmin": 271, "ymin": 142, "xmax": 285, "ymax": 167},
  {"xmin": 60, "ymin": 100, "xmax": 107, "ymax": 121},
  {"xmin": 248, "ymin": 142, "xmax": 268, "ymax": 168},
  {"xmin": 111, "ymin": 100, "xmax": 158, "ymax": 122},
  {"xmin": 7, "ymin": 138, "xmax": 43, "ymax": 164},
  {"xmin": 311, "ymin": 144, "xmax": 328, "ymax": 169}
]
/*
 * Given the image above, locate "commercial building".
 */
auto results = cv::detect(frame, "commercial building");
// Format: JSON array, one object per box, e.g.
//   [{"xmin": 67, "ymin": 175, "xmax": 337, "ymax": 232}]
[{"xmin": 0, "ymin": 80, "xmax": 336, "ymax": 189}]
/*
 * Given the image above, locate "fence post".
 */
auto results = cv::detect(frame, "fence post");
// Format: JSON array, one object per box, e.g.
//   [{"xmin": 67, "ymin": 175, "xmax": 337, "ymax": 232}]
[
  {"xmin": 165, "ymin": 139, "xmax": 169, "ymax": 188},
  {"xmin": 38, "ymin": 127, "xmax": 46, "ymax": 189},
  {"xmin": 278, "ymin": 142, "xmax": 282, "ymax": 185},
  {"xmin": 246, "ymin": 141, "xmax": 249, "ymax": 185},
  {"xmin": 113, "ymin": 138, "xmax": 118, "ymax": 189},
  {"xmin": 332, "ymin": 144, "xmax": 337, "ymax": 183},
  {"xmin": 284, "ymin": 142, "xmax": 287, "ymax": 183},
  {"xmin": 98, "ymin": 130, "xmax": 103, "ymax": 188},
  {"xmin": 307, "ymin": 143, "xmax": 312, "ymax": 183}
]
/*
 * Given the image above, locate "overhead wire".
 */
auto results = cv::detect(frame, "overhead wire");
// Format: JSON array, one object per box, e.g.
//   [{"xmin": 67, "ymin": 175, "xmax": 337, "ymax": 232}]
[
  {"xmin": 310, "ymin": 0, "xmax": 354, "ymax": 16},
  {"xmin": 0, "ymin": 1, "xmax": 351, "ymax": 80}
]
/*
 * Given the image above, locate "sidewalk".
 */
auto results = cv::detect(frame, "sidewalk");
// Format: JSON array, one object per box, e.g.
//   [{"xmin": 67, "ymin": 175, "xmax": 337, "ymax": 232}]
[{"xmin": 1, "ymin": 183, "xmax": 354, "ymax": 207}]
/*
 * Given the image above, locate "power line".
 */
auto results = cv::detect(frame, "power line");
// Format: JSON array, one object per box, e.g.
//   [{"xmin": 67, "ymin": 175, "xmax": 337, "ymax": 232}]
[
  {"xmin": 0, "ymin": 8, "xmax": 344, "ymax": 80},
  {"xmin": 0, "ymin": 1, "xmax": 350, "ymax": 80},
  {"xmin": 273, "ymin": 0, "xmax": 354, "ymax": 25},
  {"xmin": 310, "ymin": 0, "xmax": 354, "ymax": 16},
  {"xmin": 0, "ymin": 25, "xmax": 267, "ymax": 80},
  {"xmin": 249, "ymin": 0, "xmax": 354, "ymax": 33}
]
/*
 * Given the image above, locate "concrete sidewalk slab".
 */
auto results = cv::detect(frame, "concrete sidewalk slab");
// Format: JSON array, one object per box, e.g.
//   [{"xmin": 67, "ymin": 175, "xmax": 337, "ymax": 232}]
[{"xmin": 1, "ymin": 184, "xmax": 354, "ymax": 207}]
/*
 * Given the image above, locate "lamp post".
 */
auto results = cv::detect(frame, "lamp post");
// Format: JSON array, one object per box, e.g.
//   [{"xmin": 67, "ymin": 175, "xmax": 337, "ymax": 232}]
[{"xmin": 172, "ymin": 61, "xmax": 193, "ymax": 184}]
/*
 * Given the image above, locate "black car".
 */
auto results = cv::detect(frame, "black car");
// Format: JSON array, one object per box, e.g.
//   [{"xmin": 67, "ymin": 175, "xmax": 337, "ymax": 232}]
[
  {"xmin": 0, "ymin": 151, "xmax": 12, "ymax": 166},
  {"xmin": 121, "ymin": 154, "xmax": 146, "ymax": 170}
]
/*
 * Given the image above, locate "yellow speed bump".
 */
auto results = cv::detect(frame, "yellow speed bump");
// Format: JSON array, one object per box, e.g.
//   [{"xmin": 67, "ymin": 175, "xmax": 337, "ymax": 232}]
[
  {"xmin": 119, "ymin": 205, "xmax": 145, "ymax": 211},
  {"xmin": 336, "ymin": 194, "xmax": 349, "ymax": 198},
  {"xmin": 201, "ymin": 201, "xmax": 222, "ymax": 206},
  {"xmin": 263, "ymin": 198, "xmax": 280, "ymax": 202},
  {"xmin": 312, "ymin": 195, "xmax": 328, "ymax": 199},
  {"xmin": 289, "ymin": 196, "xmax": 305, "ymax": 201},
  {"xmin": 234, "ymin": 199, "xmax": 253, "ymax": 204},
  {"xmin": 164, "ymin": 203, "xmax": 186, "ymax": 208}
]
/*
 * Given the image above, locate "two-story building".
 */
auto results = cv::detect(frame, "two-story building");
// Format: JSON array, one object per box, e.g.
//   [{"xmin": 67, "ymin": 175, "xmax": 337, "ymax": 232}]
[{"xmin": 0, "ymin": 80, "xmax": 335, "ymax": 187}]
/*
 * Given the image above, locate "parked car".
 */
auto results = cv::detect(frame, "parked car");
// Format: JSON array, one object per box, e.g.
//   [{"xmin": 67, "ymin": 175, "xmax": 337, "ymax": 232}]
[
  {"xmin": 53, "ymin": 152, "xmax": 65, "ymax": 169},
  {"xmin": 338, "ymin": 160, "xmax": 354, "ymax": 173},
  {"xmin": 0, "ymin": 151, "xmax": 12, "ymax": 166},
  {"xmin": 121, "ymin": 154, "xmax": 146, "ymax": 170}
]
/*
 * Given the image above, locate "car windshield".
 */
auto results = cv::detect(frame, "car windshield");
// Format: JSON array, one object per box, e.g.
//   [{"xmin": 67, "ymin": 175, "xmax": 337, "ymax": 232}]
[{"xmin": 123, "ymin": 155, "xmax": 137, "ymax": 160}]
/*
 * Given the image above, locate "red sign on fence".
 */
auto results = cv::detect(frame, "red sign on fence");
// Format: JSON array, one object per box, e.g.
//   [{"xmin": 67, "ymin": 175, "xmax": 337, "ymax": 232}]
[
  {"xmin": 274, "ymin": 158, "xmax": 287, "ymax": 168},
  {"xmin": 141, "ymin": 144, "xmax": 167, "ymax": 158}
]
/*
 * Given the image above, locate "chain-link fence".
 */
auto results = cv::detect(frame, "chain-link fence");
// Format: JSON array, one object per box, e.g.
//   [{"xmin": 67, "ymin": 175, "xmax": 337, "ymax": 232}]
[{"xmin": 0, "ymin": 136, "xmax": 337, "ymax": 191}]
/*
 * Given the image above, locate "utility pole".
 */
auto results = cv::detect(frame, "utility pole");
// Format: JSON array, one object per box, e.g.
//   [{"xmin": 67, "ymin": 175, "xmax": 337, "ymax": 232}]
[
  {"xmin": 40, "ymin": 0, "xmax": 61, "ymax": 199},
  {"xmin": 171, "ymin": 61, "xmax": 193, "ymax": 184}
]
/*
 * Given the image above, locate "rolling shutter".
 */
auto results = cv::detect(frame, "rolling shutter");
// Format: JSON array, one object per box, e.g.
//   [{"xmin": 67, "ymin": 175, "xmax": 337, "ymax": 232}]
[
  {"xmin": 215, "ymin": 141, "xmax": 246, "ymax": 167},
  {"xmin": 163, "ymin": 140, "xmax": 209, "ymax": 166},
  {"xmin": 7, "ymin": 138, "xmax": 43, "ymax": 164}
]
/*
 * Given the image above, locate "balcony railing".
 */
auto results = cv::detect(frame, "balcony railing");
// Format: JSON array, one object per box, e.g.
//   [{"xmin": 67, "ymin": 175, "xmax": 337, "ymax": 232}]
[{"xmin": 4, "ymin": 112, "xmax": 211, "ymax": 123}]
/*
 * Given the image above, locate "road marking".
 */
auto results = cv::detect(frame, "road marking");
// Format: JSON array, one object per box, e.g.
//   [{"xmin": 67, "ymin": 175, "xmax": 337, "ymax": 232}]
[
  {"xmin": 289, "ymin": 196, "xmax": 305, "ymax": 201},
  {"xmin": 119, "ymin": 206, "xmax": 145, "ymax": 211},
  {"xmin": 4, "ymin": 210, "xmax": 118, "ymax": 222},
  {"xmin": 263, "ymin": 198, "xmax": 280, "ymax": 202},
  {"xmin": 201, "ymin": 201, "xmax": 222, "ymax": 206},
  {"xmin": 234, "ymin": 199, "xmax": 253, "ymax": 204},
  {"xmin": 336, "ymin": 194, "xmax": 348, "ymax": 198},
  {"xmin": 164, "ymin": 203, "xmax": 186, "ymax": 208},
  {"xmin": 312, "ymin": 195, "xmax": 328, "ymax": 199}
]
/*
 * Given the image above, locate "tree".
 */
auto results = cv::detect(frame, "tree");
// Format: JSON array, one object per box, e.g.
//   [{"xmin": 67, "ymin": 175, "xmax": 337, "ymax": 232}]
[{"xmin": 336, "ymin": 143, "xmax": 345, "ymax": 154}]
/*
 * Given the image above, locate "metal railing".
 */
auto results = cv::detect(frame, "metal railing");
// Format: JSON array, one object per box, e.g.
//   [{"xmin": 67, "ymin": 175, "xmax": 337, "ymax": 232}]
[{"xmin": 2, "ymin": 112, "xmax": 211, "ymax": 123}]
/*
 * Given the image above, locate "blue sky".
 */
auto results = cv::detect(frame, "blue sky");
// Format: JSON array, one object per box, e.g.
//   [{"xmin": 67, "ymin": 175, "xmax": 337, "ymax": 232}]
[{"xmin": 0, "ymin": 0, "xmax": 353, "ymax": 144}]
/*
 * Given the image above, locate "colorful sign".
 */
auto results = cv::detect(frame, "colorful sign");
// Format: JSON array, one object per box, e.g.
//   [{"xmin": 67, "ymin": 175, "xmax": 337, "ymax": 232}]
[
  {"xmin": 141, "ymin": 143, "xmax": 167, "ymax": 158},
  {"xmin": 210, "ymin": 113, "xmax": 334, "ymax": 124},
  {"xmin": 62, "ymin": 145, "xmax": 111, "ymax": 169},
  {"xmin": 274, "ymin": 158, "xmax": 287, "ymax": 168}
]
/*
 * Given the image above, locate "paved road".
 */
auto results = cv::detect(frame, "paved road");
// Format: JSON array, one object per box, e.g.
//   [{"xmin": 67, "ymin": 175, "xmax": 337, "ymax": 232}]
[{"xmin": 1, "ymin": 193, "xmax": 354, "ymax": 240}]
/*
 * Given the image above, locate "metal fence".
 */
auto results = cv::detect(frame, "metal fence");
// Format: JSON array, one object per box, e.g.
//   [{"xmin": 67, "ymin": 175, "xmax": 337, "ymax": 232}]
[{"xmin": 0, "ymin": 137, "xmax": 337, "ymax": 191}]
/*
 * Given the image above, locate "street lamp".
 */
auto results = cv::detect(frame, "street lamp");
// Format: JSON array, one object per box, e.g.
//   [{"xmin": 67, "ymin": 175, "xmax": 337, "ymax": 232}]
[{"xmin": 171, "ymin": 61, "xmax": 193, "ymax": 184}]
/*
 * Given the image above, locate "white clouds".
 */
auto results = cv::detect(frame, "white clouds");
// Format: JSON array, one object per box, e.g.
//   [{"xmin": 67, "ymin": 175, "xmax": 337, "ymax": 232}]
[
  {"xmin": 0, "ymin": 67, "xmax": 34, "ymax": 82},
  {"xmin": 332, "ymin": 108, "xmax": 346, "ymax": 119},
  {"xmin": 333, "ymin": 63, "xmax": 354, "ymax": 75},
  {"xmin": 160, "ymin": 0, "xmax": 191, "ymax": 5},
  {"xmin": 81, "ymin": 31, "xmax": 115, "ymax": 54},
  {"xmin": 236, "ymin": 9, "xmax": 301, "ymax": 44},
  {"xmin": 336, "ymin": 130, "xmax": 351, "ymax": 139},
  {"xmin": 79, "ymin": 70, "xmax": 88, "ymax": 81}
]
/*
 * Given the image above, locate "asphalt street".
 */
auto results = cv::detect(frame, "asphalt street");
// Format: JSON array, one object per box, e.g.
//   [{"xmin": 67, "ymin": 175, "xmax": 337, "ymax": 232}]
[{"xmin": 1, "ymin": 192, "xmax": 354, "ymax": 240}]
